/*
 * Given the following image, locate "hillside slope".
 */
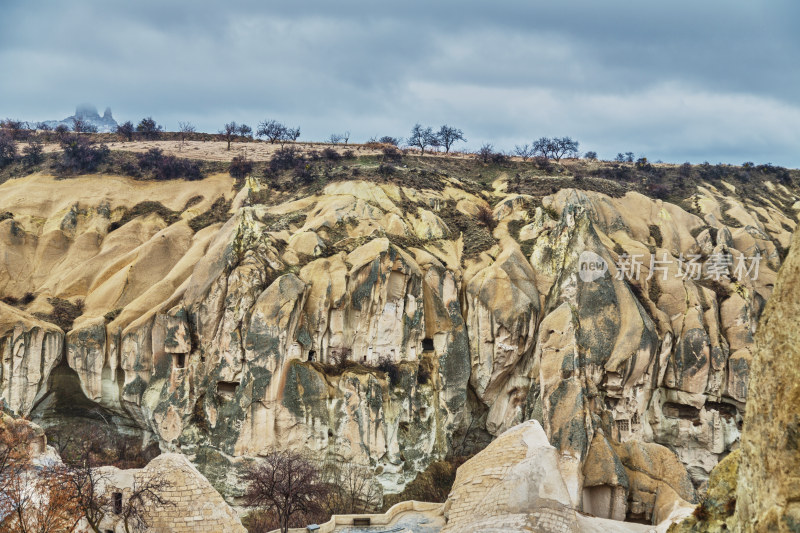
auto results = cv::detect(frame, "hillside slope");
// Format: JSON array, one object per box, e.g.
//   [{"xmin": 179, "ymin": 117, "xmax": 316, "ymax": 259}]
[{"xmin": 0, "ymin": 151, "xmax": 795, "ymax": 523}]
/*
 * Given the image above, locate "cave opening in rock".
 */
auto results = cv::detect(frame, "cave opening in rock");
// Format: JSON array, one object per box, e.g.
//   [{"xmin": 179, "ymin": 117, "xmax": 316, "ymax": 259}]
[
  {"xmin": 113, "ymin": 492, "xmax": 123, "ymax": 514},
  {"xmin": 173, "ymin": 352, "xmax": 186, "ymax": 369},
  {"xmin": 217, "ymin": 381, "xmax": 239, "ymax": 399},
  {"xmin": 308, "ymin": 350, "xmax": 316, "ymax": 362},
  {"xmin": 422, "ymin": 337, "xmax": 434, "ymax": 352},
  {"xmin": 30, "ymin": 358, "xmax": 159, "ymax": 468},
  {"xmin": 662, "ymin": 402, "xmax": 701, "ymax": 420}
]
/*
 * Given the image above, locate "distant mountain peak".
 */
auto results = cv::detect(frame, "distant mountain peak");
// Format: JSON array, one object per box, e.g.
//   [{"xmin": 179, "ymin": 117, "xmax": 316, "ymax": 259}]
[{"xmin": 44, "ymin": 104, "xmax": 118, "ymax": 133}]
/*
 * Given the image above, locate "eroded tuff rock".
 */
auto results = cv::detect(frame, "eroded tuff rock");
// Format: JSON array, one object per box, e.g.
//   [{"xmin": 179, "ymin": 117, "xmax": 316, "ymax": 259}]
[
  {"xmin": 0, "ymin": 171, "xmax": 795, "ymax": 517},
  {"xmin": 441, "ymin": 420, "xmax": 686, "ymax": 532},
  {"xmin": 736, "ymin": 225, "xmax": 800, "ymax": 532}
]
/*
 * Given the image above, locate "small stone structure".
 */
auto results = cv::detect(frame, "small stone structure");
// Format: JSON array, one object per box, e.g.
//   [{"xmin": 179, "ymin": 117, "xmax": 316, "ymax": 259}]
[
  {"xmin": 441, "ymin": 420, "xmax": 581, "ymax": 533},
  {"xmin": 96, "ymin": 453, "xmax": 246, "ymax": 533}
]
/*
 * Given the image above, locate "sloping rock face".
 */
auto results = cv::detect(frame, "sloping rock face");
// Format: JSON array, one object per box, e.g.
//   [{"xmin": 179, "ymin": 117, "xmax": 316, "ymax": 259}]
[
  {"xmin": 441, "ymin": 420, "xmax": 685, "ymax": 532},
  {"xmin": 442, "ymin": 420, "xmax": 581, "ymax": 533},
  {"xmin": 0, "ymin": 171, "xmax": 796, "ymax": 515},
  {"xmin": 736, "ymin": 226, "xmax": 800, "ymax": 532}
]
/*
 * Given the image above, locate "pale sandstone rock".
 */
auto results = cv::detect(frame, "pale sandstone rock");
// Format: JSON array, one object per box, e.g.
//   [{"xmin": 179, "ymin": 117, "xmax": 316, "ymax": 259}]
[
  {"xmin": 0, "ymin": 172, "xmax": 794, "ymax": 512},
  {"xmin": 736, "ymin": 226, "xmax": 800, "ymax": 532}
]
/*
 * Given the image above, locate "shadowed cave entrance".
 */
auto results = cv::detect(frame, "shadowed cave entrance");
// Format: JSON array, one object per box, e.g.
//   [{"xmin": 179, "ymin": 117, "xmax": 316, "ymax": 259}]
[{"xmin": 29, "ymin": 358, "xmax": 159, "ymax": 467}]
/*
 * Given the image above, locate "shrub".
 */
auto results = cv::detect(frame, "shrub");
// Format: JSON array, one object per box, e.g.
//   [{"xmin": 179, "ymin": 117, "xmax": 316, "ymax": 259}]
[
  {"xmin": 382, "ymin": 458, "xmax": 467, "ymax": 509},
  {"xmin": 0, "ymin": 119, "xmax": 29, "ymax": 140},
  {"xmin": 54, "ymin": 124, "xmax": 70, "ymax": 139},
  {"xmin": 647, "ymin": 183, "xmax": 671, "ymax": 200},
  {"xmin": 108, "ymin": 201, "xmax": 179, "ymax": 231},
  {"xmin": 377, "ymin": 163, "xmax": 395, "ymax": 176},
  {"xmin": 269, "ymin": 147, "xmax": 304, "ymax": 172},
  {"xmin": 491, "ymin": 151, "xmax": 510, "ymax": 164},
  {"xmin": 321, "ymin": 147, "xmax": 341, "ymax": 161},
  {"xmin": 382, "ymin": 146, "xmax": 402, "ymax": 163},
  {"xmin": 229, "ymin": 155, "xmax": 253, "ymax": 180},
  {"xmin": 59, "ymin": 135, "xmax": 109, "ymax": 173},
  {"xmin": 584, "ymin": 151, "xmax": 598, "ymax": 160},
  {"xmin": 116, "ymin": 121, "xmax": 134, "ymax": 141},
  {"xmin": 136, "ymin": 148, "xmax": 202, "ymax": 180},
  {"xmin": 22, "ymin": 139, "xmax": 44, "ymax": 166},
  {"xmin": 33, "ymin": 297, "xmax": 84, "ymax": 332},
  {"xmin": 417, "ymin": 362, "xmax": 431, "ymax": 385},
  {"xmin": 0, "ymin": 292, "xmax": 34, "ymax": 308},
  {"xmin": 533, "ymin": 155, "xmax": 554, "ymax": 173},
  {"xmin": 692, "ymin": 501, "xmax": 710, "ymax": 522},
  {"xmin": 477, "ymin": 143, "xmax": 494, "ymax": 163},
  {"xmin": 0, "ymin": 132, "xmax": 17, "ymax": 167},
  {"xmin": 188, "ymin": 196, "xmax": 232, "ymax": 232},
  {"xmin": 342, "ymin": 149, "xmax": 356, "ymax": 159},
  {"xmin": 376, "ymin": 356, "xmax": 401, "ymax": 386},
  {"xmin": 136, "ymin": 117, "xmax": 162, "ymax": 139},
  {"xmin": 476, "ymin": 205, "xmax": 497, "ymax": 231},
  {"xmin": 378, "ymin": 136, "xmax": 399, "ymax": 146}
]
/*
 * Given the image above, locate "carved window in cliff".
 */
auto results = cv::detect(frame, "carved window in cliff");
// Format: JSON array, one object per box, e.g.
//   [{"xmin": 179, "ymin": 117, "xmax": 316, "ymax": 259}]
[
  {"xmin": 631, "ymin": 413, "xmax": 640, "ymax": 425},
  {"xmin": 422, "ymin": 338, "xmax": 434, "ymax": 352},
  {"xmin": 616, "ymin": 419, "xmax": 629, "ymax": 433},
  {"xmin": 662, "ymin": 402, "xmax": 700, "ymax": 420},
  {"xmin": 308, "ymin": 350, "xmax": 316, "ymax": 362},
  {"xmin": 173, "ymin": 353, "xmax": 186, "ymax": 369},
  {"xmin": 217, "ymin": 381, "xmax": 240, "ymax": 399},
  {"xmin": 113, "ymin": 492, "xmax": 123, "ymax": 514}
]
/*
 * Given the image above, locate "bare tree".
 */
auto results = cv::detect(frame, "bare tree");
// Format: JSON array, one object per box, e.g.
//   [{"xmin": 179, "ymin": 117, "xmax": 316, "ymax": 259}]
[
  {"xmin": 178, "ymin": 121, "xmax": 195, "ymax": 146},
  {"xmin": 532, "ymin": 136, "xmax": 578, "ymax": 162},
  {"xmin": 342, "ymin": 131, "xmax": 350, "ymax": 145},
  {"xmin": 72, "ymin": 117, "xmax": 98, "ymax": 134},
  {"xmin": 321, "ymin": 461, "xmax": 381, "ymax": 516},
  {"xmin": 282, "ymin": 126, "xmax": 300, "ymax": 147},
  {"xmin": 328, "ymin": 133, "xmax": 343, "ymax": 145},
  {"xmin": 243, "ymin": 450, "xmax": 329, "ymax": 533},
  {"xmin": 220, "ymin": 122, "xmax": 239, "ymax": 151},
  {"xmin": 257, "ymin": 120, "xmax": 284, "ymax": 143},
  {"xmin": 553, "ymin": 137, "xmax": 579, "ymax": 161},
  {"xmin": 407, "ymin": 124, "xmax": 436, "ymax": 156},
  {"xmin": 477, "ymin": 143, "xmax": 494, "ymax": 163},
  {"xmin": 0, "ymin": 418, "xmax": 80, "ymax": 533},
  {"xmin": 237, "ymin": 123, "xmax": 253, "ymax": 139},
  {"xmin": 1, "ymin": 119, "xmax": 30, "ymax": 140},
  {"xmin": 436, "ymin": 125, "xmax": 466, "ymax": 153},
  {"xmin": 514, "ymin": 144, "xmax": 533, "ymax": 161},
  {"xmin": 1, "ymin": 464, "xmax": 80, "ymax": 533},
  {"xmin": 62, "ymin": 448, "xmax": 174, "ymax": 533}
]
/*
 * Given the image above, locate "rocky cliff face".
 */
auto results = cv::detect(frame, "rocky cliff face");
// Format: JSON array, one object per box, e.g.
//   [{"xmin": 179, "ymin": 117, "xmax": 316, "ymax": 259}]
[
  {"xmin": 735, "ymin": 224, "xmax": 800, "ymax": 532},
  {"xmin": 0, "ymin": 167, "xmax": 795, "ymax": 521}
]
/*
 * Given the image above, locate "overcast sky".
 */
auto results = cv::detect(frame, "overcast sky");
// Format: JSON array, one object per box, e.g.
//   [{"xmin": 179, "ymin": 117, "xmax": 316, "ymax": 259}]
[{"xmin": 1, "ymin": 1, "xmax": 799, "ymax": 166}]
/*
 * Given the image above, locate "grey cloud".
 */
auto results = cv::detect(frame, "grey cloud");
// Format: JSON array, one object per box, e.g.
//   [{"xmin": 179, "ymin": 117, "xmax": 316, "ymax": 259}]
[{"xmin": 0, "ymin": 0, "xmax": 798, "ymax": 166}]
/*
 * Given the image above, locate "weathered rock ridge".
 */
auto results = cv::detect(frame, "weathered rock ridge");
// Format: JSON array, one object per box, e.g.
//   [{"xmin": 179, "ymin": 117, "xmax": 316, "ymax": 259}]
[
  {"xmin": 0, "ymin": 170, "xmax": 795, "ymax": 521},
  {"xmin": 735, "ymin": 224, "xmax": 800, "ymax": 531}
]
